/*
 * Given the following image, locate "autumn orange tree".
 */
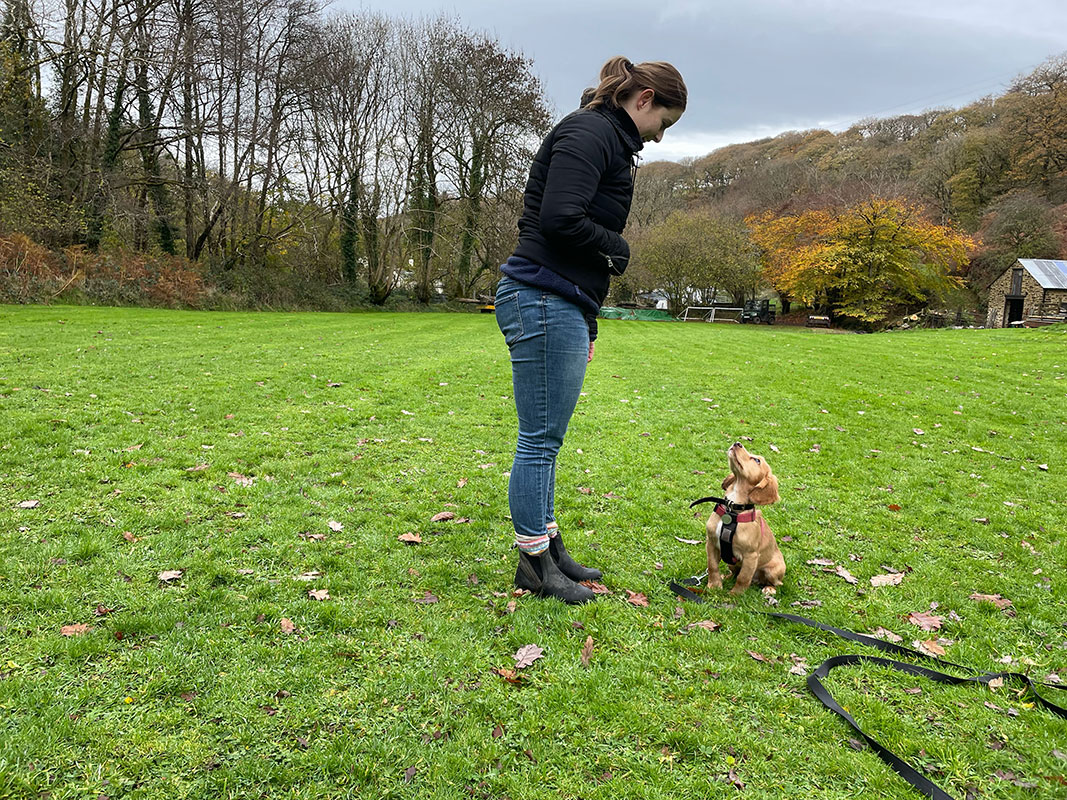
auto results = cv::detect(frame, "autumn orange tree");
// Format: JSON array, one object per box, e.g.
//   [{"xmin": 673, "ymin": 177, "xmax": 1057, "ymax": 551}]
[{"xmin": 748, "ymin": 198, "xmax": 973, "ymax": 327}]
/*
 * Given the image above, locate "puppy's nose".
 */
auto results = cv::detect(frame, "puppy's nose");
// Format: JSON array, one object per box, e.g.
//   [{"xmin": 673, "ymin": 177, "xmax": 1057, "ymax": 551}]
[{"xmin": 732, "ymin": 442, "xmax": 741, "ymax": 449}]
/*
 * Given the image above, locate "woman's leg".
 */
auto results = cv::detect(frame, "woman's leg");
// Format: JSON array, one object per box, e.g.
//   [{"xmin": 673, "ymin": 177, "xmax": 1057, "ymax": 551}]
[{"xmin": 495, "ymin": 277, "xmax": 589, "ymax": 555}]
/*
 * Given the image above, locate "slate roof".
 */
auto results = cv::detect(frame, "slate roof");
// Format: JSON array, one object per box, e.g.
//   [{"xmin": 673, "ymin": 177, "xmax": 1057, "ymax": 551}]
[{"xmin": 1018, "ymin": 259, "xmax": 1067, "ymax": 290}]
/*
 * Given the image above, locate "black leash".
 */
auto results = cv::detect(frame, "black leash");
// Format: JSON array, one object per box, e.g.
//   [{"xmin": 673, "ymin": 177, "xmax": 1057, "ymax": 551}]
[{"xmin": 668, "ymin": 578, "xmax": 1067, "ymax": 800}]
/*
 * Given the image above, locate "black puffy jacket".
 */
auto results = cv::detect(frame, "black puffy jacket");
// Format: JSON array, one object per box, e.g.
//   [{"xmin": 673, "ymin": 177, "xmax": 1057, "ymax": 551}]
[{"xmin": 508, "ymin": 104, "xmax": 643, "ymax": 319}]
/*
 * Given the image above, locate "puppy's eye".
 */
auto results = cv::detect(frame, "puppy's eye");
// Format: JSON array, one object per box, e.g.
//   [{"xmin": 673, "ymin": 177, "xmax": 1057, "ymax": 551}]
[{"xmin": 752, "ymin": 457, "xmax": 761, "ymax": 463}]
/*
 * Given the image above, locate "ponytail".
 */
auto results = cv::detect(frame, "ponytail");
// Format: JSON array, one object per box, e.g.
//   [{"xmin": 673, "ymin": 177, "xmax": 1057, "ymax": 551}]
[{"xmin": 582, "ymin": 56, "xmax": 687, "ymax": 112}]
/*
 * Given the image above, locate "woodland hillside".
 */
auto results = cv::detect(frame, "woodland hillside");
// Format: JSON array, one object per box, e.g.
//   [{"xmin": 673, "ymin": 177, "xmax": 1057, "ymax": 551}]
[{"xmin": 1, "ymin": 1, "xmax": 1065, "ymax": 325}]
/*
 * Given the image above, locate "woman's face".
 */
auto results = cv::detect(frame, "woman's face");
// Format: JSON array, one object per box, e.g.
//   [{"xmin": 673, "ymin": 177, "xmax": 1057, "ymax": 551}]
[{"xmin": 625, "ymin": 90, "xmax": 684, "ymax": 143}]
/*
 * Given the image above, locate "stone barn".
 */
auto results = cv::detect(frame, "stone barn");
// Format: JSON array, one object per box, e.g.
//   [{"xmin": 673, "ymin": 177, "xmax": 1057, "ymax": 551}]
[{"xmin": 986, "ymin": 259, "xmax": 1067, "ymax": 328}]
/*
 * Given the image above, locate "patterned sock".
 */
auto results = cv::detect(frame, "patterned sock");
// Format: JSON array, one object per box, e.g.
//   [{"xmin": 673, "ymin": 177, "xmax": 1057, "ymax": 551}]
[
  {"xmin": 516, "ymin": 532, "xmax": 549, "ymax": 555},
  {"xmin": 546, "ymin": 522, "xmax": 559, "ymax": 538}
]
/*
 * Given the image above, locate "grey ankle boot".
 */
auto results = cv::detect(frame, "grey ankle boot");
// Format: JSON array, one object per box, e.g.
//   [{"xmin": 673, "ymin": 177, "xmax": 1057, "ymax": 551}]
[
  {"xmin": 515, "ymin": 549, "xmax": 595, "ymax": 604},
  {"xmin": 549, "ymin": 533, "xmax": 602, "ymax": 582}
]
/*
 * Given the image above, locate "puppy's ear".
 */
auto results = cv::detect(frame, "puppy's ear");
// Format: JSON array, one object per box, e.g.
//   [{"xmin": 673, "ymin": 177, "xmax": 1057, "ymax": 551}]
[
  {"xmin": 721, "ymin": 473, "xmax": 736, "ymax": 492},
  {"xmin": 749, "ymin": 471, "xmax": 780, "ymax": 505}
]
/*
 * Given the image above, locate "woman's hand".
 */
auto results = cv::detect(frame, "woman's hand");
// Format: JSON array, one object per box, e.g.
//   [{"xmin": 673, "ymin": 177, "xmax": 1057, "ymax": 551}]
[{"xmin": 587, "ymin": 341, "xmax": 595, "ymax": 363}]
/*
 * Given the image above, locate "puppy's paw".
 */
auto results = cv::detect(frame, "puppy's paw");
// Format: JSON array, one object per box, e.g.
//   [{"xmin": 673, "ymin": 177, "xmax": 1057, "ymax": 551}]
[{"xmin": 706, "ymin": 577, "xmax": 723, "ymax": 590}]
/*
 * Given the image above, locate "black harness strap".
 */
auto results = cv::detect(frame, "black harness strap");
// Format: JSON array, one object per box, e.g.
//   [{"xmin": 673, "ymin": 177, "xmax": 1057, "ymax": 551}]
[
  {"xmin": 667, "ymin": 581, "xmax": 1067, "ymax": 800},
  {"xmin": 689, "ymin": 495, "xmax": 754, "ymax": 512}
]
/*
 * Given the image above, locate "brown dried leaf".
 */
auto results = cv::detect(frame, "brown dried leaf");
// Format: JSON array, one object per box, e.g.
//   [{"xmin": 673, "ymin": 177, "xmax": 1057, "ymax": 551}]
[
  {"xmin": 158, "ymin": 569, "xmax": 183, "ymax": 582},
  {"xmin": 907, "ymin": 611, "xmax": 943, "ymax": 631},
  {"xmin": 674, "ymin": 536, "xmax": 703, "ymax": 545},
  {"xmin": 918, "ymin": 639, "xmax": 946, "ymax": 657},
  {"xmin": 871, "ymin": 572, "xmax": 904, "ymax": 587},
  {"xmin": 124, "ymin": 443, "xmax": 143, "ymax": 452},
  {"xmin": 807, "ymin": 558, "xmax": 836, "ymax": 567},
  {"xmin": 746, "ymin": 650, "xmax": 769, "ymax": 663},
  {"xmin": 834, "ymin": 565, "xmax": 859, "ymax": 585},
  {"xmin": 457, "ymin": 477, "xmax": 468, "ymax": 488},
  {"xmin": 403, "ymin": 766, "xmax": 416, "ymax": 783},
  {"xmin": 61, "ymin": 623, "xmax": 91, "ymax": 636},
  {"xmin": 580, "ymin": 636, "xmax": 594, "ymax": 668},
  {"xmin": 504, "ymin": 600, "xmax": 517, "ymax": 614},
  {"xmin": 122, "ymin": 531, "xmax": 139, "ymax": 542},
  {"xmin": 185, "ymin": 463, "xmax": 210, "ymax": 472},
  {"xmin": 988, "ymin": 676, "xmax": 1004, "ymax": 690},
  {"xmin": 625, "ymin": 590, "xmax": 649, "ymax": 607},
  {"xmin": 430, "ymin": 511, "xmax": 455, "ymax": 522},
  {"xmin": 887, "ymin": 503, "xmax": 902, "ymax": 512},
  {"xmin": 308, "ymin": 589, "xmax": 330, "ymax": 601},
  {"xmin": 228, "ymin": 471, "xmax": 255, "ymax": 486},
  {"xmin": 494, "ymin": 667, "xmax": 525, "ymax": 684},
  {"xmin": 686, "ymin": 620, "xmax": 721, "ymax": 633},
  {"xmin": 17, "ymin": 499, "xmax": 40, "ymax": 509},
  {"xmin": 970, "ymin": 593, "xmax": 1013, "ymax": 610},
  {"xmin": 513, "ymin": 644, "xmax": 544, "ymax": 669},
  {"xmin": 580, "ymin": 580, "xmax": 611, "ymax": 595},
  {"xmin": 398, "ymin": 532, "xmax": 422, "ymax": 545},
  {"xmin": 280, "ymin": 618, "xmax": 296, "ymax": 634},
  {"xmin": 328, "ymin": 520, "xmax": 343, "ymax": 532},
  {"xmin": 413, "ymin": 591, "xmax": 439, "ymax": 605},
  {"xmin": 872, "ymin": 627, "xmax": 903, "ymax": 643}
]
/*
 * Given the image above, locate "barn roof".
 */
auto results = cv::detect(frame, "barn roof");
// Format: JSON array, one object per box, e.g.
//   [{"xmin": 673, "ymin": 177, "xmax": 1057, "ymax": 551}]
[{"xmin": 1018, "ymin": 259, "xmax": 1067, "ymax": 290}]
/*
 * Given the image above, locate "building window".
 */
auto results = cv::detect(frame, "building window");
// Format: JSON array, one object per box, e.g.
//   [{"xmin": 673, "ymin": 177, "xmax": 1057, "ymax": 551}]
[{"xmin": 1010, "ymin": 269, "xmax": 1023, "ymax": 295}]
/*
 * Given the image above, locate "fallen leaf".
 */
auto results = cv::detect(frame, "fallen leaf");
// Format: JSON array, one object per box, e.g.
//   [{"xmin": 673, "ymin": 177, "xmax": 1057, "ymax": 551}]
[
  {"xmin": 746, "ymin": 650, "xmax": 769, "ymax": 663},
  {"xmin": 17, "ymin": 500, "xmax": 39, "ymax": 509},
  {"xmin": 872, "ymin": 627, "xmax": 903, "ymax": 643},
  {"xmin": 907, "ymin": 611, "xmax": 943, "ymax": 631},
  {"xmin": 124, "ymin": 443, "xmax": 143, "ymax": 452},
  {"xmin": 625, "ymin": 590, "xmax": 649, "ymax": 607},
  {"xmin": 280, "ymin": 618, "xmax": 296, "ymax": 634},
  {"xmin": 61, "ymin": 623, "xmax": 91, "ymax": 636},
  {"xmin": 871, "ymin": 572, "xmax": 904, "ymax": 587},
  {"xmin": 228, "ymin": 471, "xmax": 255, "ymax": 486},
  {"xmin": 94, "ymin": 605, "xmax": 113, "ymax": 616},
  {"xmin": 686, "ymin": 620, "xmax": 721, "ymax": 633},
  {"xmin": 296, "ymin": 571, "xmax": 321, "ymax": 581},
  {"xmin": 970, "ymin": 593, "xmax": 1013, "ymax": 610},
  {"xmin": 185, "ymin": 463, "xmax": 209, "ymax": 472},
  {"xmin": 1038, "ymin": 464, "xmax": 1048, "ymax": 471},
  {"xmin": 887, "ymin": 504, "xmax": 902, "ymax": 512},
  {"xmin": 913, "ymin": 428, "xmax": 925, "ymax": 435},
  {"xmin": 988, "ymin": 677, "xmax": 1004, "ymax": 690},
  {"xmin": 413, "ymin": 591, "xmax": 439, "ymax": 604},
  {"xmin": 403, "ymin": 766, "xmax": 416, "ymax": 783},
  {"xmin": 834, "ymin": 566, "xmax": 858, "ymax": 585},
  {"xmin": 398, "ymin": 532, "xmax": 422, "ymax": 545},
  {"xmin": 122, "ymin": 531, "xmax": 139, "ymax": 542},
  {"xmin": 726, "ymin": 768, "xmax": 745, "ymax": 790},
  {"xmin": 513, "ymin": 644, "xmax": 544, "ymax": 669},
  {"xmin": 580, "ymin": 580, "xmax": 611, "ymax": 595},
  {"xmin": 494, "ymin": 667, "xmax": 525, "ymax": 684},
  {"xmin": 308, "ymin": 589, "xmax": 330, "ymax": 601},
  {"xmin": 457, "ymin": 478, "xmax": 468, "ymax": 488},
  {"xmin": 492, "ymin": 725, "xmax": 504, "ymax": 738},
  {"xmin": 807, "ymin": 558, "xmax": 836, "ymax": 566},
  {"xmin": 430, "ymin": 511, "xmax": 455, "ymax": 522},
  {"xmin": 580, "ymin": 636, "xmax": 594, "ymax": 668},
  {"xmin": 904, "ymin": 687, "xmax": 923, "ymax": 695},
  {"xmin": 769, "ymin": 444, "xmax": 780, "ymax": 452},
  {"xmin": 578, "ymin": 487, "xmax": 593, "ymax": 494},
  {"xmin": 327, "ymin": 520, "xmax": 343, "ymax": 532},
  {"xmin": 917, "ymin": 639, "xmax": 946, "ymax": 657},
  {"xmin": 504, "ymin": 600, "xmax": 517, "ymax": 614},
  {"xmin": 158, "ymin": 569, "xmax": 183, "ymax": 583}
]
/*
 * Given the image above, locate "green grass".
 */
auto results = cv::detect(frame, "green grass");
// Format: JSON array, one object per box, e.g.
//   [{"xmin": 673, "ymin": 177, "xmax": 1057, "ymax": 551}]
[{"xmin": 0, "ymin": 305, "xmax": 1064, "ymax": 799}]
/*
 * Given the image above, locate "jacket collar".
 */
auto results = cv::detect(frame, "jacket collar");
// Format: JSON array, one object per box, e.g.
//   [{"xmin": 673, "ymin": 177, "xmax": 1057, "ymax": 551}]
[{"xmin": 595, "ymin": 104, "xmax": 644, "ymax": 154}]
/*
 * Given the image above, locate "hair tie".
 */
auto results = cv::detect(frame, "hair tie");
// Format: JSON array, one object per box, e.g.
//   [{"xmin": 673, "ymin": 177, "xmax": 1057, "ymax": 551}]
[{"xmin": 624, "ymin": 60, "xmax": 634, "ymax": 71}]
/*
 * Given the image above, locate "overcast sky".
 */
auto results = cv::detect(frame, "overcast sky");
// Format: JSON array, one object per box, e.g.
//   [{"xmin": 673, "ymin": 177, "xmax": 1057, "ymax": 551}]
[{"xmin": 338, "ymin": 0, "xmax": 1067, "ymax": 163}]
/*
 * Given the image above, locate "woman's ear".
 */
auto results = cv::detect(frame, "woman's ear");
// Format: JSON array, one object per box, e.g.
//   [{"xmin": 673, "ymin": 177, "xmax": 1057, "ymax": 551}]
[
  {"xmin": 749, "ymin": 472, "xmax": 780, "ymax": 506},
  {"xmin": 721, "ymin": 473, "xmax": 736, "ymax": 492}
]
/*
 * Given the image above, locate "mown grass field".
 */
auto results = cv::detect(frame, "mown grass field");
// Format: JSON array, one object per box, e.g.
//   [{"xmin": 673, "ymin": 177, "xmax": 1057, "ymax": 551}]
[{"xmin": 1, "ymin": 305, "xmax": 1064, "ymax": 799}]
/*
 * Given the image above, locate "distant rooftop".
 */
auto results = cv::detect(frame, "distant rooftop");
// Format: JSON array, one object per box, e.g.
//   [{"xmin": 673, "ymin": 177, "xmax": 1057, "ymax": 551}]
[{"xmin": 1018, "ymin": 259, "xmax": 1067, "ymax": 290}]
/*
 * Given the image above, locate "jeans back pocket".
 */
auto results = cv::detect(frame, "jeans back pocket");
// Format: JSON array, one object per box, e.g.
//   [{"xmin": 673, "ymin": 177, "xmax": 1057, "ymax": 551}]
[{"xmin": 495, "ymin": 291, "xmax": 526, "ymax": 347}]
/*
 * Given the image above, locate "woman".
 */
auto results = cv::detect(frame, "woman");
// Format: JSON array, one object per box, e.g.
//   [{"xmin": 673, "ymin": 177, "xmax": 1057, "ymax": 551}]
[{"xmin": 495, "ymin": 56, "xmax": 687, "ymax": 603}]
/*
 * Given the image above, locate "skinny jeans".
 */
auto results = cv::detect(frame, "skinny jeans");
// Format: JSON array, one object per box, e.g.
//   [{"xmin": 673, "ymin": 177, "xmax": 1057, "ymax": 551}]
[{"xmin": 495, "ymin": 275, "xmax": 589, "ymax": 554}]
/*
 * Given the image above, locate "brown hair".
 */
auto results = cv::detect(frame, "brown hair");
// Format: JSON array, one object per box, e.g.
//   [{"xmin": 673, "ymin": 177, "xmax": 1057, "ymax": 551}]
[{"xmin": 582, "ymin": 56, "xmax": 687, "ymax": 112}]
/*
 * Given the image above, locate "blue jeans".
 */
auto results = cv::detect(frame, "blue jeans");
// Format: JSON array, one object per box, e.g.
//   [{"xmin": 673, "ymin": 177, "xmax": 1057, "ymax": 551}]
[{"xmin": 495, "ymin": 275, "xmax": 589, "ymax": 554}]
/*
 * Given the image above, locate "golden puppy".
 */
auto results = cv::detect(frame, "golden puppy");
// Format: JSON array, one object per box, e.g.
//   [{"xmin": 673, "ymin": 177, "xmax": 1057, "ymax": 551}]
[{"xmin": 704, "ymin": 443, "xmax": 784, "ymax": 595}]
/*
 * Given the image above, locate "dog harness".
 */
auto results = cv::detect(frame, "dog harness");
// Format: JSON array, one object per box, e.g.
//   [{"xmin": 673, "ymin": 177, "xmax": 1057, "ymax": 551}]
[{"xmin": 689, "ymin": 496, "xmax": 756, "ymax": 566}]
